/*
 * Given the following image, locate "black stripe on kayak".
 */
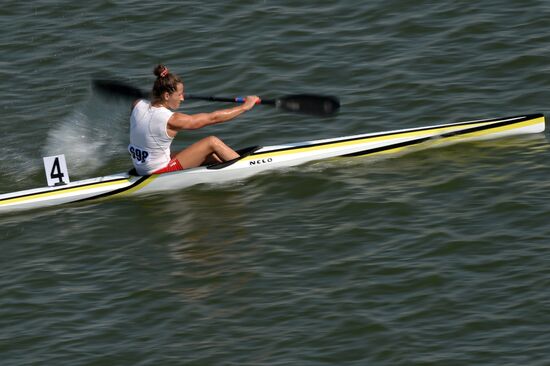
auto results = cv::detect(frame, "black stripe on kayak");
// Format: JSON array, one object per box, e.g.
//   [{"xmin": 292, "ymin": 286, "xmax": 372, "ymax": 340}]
[
  {"xmin": 74, "ymin": 174, "xmax": 151, "ymax": 203},
  {"xmin": 342, "ymin": 114, "xmax": 542, "ymax": 157},
  {"xmin": 248, "ymin": 114, "xmax": 543, "ymax": 158},
  {"xmin": 343, "ymin": 136, "xmax": 433, "ymax": 157},
  {"xmin": 0, "ymin": 177, "xmax": 131, "ymax": 203}
]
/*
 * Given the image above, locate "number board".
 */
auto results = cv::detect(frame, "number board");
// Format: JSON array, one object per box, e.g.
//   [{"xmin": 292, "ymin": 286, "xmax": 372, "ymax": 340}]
[{"xmin": 43, "ymin": 154, "xmax": 71, "ymax": 186}]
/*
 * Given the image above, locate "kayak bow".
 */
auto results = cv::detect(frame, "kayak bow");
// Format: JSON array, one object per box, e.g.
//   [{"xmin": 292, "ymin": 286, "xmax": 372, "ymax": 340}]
[{"xmin": 0, "ymin": 113, "xmax": 545, "ymax": 213}]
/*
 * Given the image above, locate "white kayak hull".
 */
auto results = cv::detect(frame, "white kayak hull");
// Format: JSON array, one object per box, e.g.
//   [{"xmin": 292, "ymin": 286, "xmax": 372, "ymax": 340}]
[{"xmin": 0, "ymin": 113, "xmax": 545, "ymax": 213}]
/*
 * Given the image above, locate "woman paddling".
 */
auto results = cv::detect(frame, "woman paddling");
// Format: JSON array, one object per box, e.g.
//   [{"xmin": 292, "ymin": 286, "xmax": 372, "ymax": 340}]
[{"xmin": 129, "ymin": 64, "xmax": 259, "ymax": 175}]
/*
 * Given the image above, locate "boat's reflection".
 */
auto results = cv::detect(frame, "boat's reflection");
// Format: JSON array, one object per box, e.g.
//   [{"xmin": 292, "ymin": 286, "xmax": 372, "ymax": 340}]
[{"xmin": 129, "ymin": 185, "xmax": 261, "ymax": 303}]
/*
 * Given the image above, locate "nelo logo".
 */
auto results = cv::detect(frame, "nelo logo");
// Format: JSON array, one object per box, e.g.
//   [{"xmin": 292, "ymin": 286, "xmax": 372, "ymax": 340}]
[{"xmin": 249, "ymin": 158, "xmax": 273, "ymax": 166}]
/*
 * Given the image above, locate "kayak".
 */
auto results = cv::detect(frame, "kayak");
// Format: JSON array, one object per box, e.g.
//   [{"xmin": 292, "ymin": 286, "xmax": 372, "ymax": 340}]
[{"xmin": 0, "ymin": 113, "xmax": 545, "ymax": 213}]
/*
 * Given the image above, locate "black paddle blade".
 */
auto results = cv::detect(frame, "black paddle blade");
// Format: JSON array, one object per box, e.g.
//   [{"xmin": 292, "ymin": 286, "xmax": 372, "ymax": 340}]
[
  {"xmin": 275, "ymin": 94, "xmax": 340, "ymax": 116},
  {"xmin": 92, "ymin": 79, "xmax": 147, "ymax": 100}
]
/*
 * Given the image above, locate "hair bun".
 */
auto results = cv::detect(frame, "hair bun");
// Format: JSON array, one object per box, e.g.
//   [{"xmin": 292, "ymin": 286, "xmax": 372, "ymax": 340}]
[{"xmin": 154, "ymin": 64, "xmax": 169, "ymax": 78}]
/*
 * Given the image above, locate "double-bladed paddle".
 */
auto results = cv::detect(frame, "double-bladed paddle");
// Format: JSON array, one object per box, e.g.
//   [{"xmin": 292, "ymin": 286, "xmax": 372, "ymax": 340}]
[{"xmin": 92, "ymin": 79, "xmax": 340, "ymax": 116}]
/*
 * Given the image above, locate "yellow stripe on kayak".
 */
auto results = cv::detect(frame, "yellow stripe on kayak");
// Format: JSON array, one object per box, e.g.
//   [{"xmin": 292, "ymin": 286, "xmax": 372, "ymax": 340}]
[
  {"xmin": 242, "ymin": 116, "xmax": 543, "ymax": 161},
  {"xmin": 0, "ymin": 178, "xmax": 131, "ymax": 207},
  {"xmin": 360, "ymin": 115, "xmax": 545, "ymax": 158},
  {"xmin": 111, "ymin": 174, "xmax": 159, "ymax": 197}
]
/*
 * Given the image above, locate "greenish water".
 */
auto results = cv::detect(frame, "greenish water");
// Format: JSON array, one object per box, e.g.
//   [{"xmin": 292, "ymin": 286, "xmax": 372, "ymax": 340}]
[{"xmin": 1, "ymin": 2, "xmax": 549, "ymax": 365}]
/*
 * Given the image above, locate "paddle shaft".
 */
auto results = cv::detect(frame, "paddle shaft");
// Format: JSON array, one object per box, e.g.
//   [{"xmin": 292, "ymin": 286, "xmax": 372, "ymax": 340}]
[
  {"xmin": 93, "ymin": 80, "xmax": 339, "ymax": 116},
  {"xmin": 185, "ymin": 94, "xmax": 275, "ymax": 105}
]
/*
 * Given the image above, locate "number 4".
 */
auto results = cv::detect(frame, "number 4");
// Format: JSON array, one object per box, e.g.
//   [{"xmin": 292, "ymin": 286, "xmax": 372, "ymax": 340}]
[
  {"xmin": 50, "ymin": 157, "xmax": 65, "ymax": 183},
  {"xmin": 43, "ymin": 154, "xmax": 71, "ymax": 187}
]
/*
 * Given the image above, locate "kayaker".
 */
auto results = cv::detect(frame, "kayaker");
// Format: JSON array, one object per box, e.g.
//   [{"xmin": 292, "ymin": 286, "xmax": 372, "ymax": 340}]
[{"xmin": 129, "ymin": 64, "xmax": 260, "ymax": 175}]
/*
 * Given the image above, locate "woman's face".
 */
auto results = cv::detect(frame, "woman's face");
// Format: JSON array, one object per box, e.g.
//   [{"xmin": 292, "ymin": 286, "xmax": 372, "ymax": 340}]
[{"xmin": 163, "ymin": 83, "xmax": 184, "ymax": 110}]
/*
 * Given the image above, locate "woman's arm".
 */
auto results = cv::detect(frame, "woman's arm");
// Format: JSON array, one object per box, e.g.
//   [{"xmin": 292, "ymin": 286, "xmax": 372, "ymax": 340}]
[{"xmin": 168, "ymin": 96, "xmax": 259, "ymax": 132}]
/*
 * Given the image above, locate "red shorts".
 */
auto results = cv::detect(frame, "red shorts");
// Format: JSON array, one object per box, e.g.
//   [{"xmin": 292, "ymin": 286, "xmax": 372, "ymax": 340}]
[{"xmin": 152, "ymin": 158, "xmax": 184, "ymax": 174}]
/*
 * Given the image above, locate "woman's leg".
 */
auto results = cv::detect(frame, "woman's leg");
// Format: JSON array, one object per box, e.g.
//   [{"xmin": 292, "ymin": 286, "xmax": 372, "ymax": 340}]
[{"xmin": 173, "ymin": 136, "xmax": 239, "ymax": 170}]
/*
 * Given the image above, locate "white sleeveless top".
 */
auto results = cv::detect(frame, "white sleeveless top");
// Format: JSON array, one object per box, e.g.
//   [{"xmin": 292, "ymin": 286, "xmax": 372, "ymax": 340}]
[{"xmin": 129, "ymin": 100, "xmax": 174, "ymax": 175}]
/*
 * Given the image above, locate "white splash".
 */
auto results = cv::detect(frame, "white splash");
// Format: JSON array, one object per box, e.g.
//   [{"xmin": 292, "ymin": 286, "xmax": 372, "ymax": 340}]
[{"xmin": 42, "ymin": 99, "xmax": 129, "ymax": 177}]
